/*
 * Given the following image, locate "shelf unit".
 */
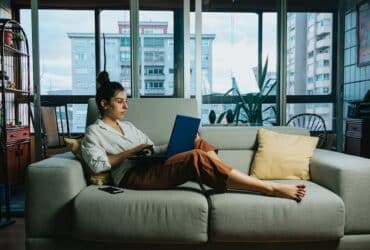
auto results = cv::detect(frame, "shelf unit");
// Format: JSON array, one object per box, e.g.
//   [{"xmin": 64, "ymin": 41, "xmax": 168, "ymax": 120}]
[{"xmin": 0, "ymin": 18, "xmax": 31, "ymax": 227}]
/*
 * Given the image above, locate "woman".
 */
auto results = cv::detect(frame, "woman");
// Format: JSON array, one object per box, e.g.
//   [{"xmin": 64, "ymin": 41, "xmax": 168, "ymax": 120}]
[{"xmin": 81, "ymin": 79, "xmax": 306, "ymax": 202}]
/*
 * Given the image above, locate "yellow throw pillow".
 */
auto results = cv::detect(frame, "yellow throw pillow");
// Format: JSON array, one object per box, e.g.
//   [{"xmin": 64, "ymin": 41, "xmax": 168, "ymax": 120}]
[
  {"xmin": 64, "ymin": 137, "xmax": 83, "ymax": 160},
  {"xmin": 250, "ymin": 128, "xmax": 318, "ymax": 180},
  {"xmin": 64, "ymin": 137, "xmax": 111, "ymax": 185}
]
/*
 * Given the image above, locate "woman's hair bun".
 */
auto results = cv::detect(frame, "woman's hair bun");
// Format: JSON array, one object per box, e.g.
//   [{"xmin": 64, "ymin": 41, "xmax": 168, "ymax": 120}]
[{"xmin": 96, "ymin": 71, "xmax": 110, "ymax": 86}]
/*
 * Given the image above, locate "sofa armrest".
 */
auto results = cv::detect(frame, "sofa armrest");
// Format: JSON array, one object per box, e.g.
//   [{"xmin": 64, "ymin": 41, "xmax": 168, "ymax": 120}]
[
  {"xmin": 310, "ymin": 149, "xmax": 370, "ymax": 234},
  {"xmin": 26, "ymin": 155, "xmax": 87, "ymax": 238}
]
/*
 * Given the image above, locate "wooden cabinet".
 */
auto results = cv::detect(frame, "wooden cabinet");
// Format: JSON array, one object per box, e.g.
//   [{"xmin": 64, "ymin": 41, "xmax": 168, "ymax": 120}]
[
  {"xmin": 345, "ymin": 119, "xmax": 370, "ymax": 158},
  {"xmin": 0, "ymin": 131, "xmax": 30, "ymax": 185}
]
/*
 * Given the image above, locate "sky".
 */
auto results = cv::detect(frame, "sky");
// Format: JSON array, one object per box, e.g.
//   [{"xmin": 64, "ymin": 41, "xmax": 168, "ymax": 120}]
[{"xmin": 20, "ymin": 10, "xmax": 277, "ymax": 95}]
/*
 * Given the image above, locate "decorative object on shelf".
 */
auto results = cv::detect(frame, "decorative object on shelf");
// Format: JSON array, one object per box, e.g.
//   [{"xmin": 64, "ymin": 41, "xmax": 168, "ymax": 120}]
[
  {"xmin": 357, "ymin": 0, "xmax": 370, "ymax": 66},
  {"xmin": 345, "ymin": 118, "xmax": 370, "ymax": 158},
  {"xmin": 0, "ymin": 70, "xmax": 9, "ymax": 87},
  {"xmin": 2, "ymin": 29, "xmax": 13, "ymax": 46},
  {"xmin": 208, "ymin": 110, "xmax": 216, "ymax": 124},
  {"xmin": 347, "ymin": 90, "xmax": 370, "ymax": 119},
  {"xmin": 0, "ymin": 19, "xmax": 31, "ymax": 228},
  {"xmin": 348, "ymin": 101, "xmax": 361, "ymax": 118}
]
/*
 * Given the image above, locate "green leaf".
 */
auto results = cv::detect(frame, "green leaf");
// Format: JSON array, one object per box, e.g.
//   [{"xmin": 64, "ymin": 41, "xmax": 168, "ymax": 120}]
[{"xmin": 217, "ymin": 111, "xmax": 227, "ymax": 123}]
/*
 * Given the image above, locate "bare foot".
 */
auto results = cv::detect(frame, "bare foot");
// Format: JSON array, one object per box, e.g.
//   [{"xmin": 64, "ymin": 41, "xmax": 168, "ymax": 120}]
[{"xmin": 267, "ymin": 183, "xmax": 306, "ymax": 202}]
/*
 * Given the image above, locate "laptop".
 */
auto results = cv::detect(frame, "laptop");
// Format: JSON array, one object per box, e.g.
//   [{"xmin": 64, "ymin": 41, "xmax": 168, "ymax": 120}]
[{"xmin": 129, "ymin": 114, "xmax": 201, "ymax": 160}]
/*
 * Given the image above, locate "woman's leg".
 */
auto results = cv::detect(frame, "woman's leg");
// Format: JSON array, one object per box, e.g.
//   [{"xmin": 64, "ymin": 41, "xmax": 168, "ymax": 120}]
[
  {"xmin": 194, "ymin": 139, "xmax": 306, "ymax": 202},
  {"xmin": 120, "ymin": 148, "xmax": 231, "ymax": 191},
  {"xmin": 121, "ymin": 139, "xmax": 305, "ymax": 201}
]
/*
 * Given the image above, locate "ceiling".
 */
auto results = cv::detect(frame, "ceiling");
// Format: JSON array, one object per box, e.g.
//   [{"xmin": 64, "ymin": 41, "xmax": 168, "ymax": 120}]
[{"xmin": 11, "ymin": 0, "xmax": 338, "ymax": 12}]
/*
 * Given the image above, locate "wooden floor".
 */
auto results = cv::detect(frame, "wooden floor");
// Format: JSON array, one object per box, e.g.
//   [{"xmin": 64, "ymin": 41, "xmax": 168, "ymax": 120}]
[{"xmin": 0, "ymin": 217, "xmax": 25, "ymax": 250}]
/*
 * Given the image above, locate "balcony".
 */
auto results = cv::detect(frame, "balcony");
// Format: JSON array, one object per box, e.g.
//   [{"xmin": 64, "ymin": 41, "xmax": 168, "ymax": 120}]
[
  {"xmin": 316, "ymin": 53, "xmax": 331, "ymax": 61},
  {"xmin": 316, "ymin": 25, "xmax": 331, "ymax": 35},
  {"xmin": 316, "ymin": 39, "xmax": 331, "ymax": 49},
  {"xmin": 315, "ymin": 67, "xmax": 331, "ymax": 75},
  {"xmin": 142, "ymin": 88, "xmax": 165, "ymax": 96},
  {"xmin": 315, "ymin": 80, "xmax": 331, "ymax": 88}
]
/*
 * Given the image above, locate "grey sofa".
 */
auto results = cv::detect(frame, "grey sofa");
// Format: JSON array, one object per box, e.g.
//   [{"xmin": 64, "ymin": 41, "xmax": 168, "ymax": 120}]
[{"xmin": 26, "ymin": 98, "xmax": 370, "ymax": 250}]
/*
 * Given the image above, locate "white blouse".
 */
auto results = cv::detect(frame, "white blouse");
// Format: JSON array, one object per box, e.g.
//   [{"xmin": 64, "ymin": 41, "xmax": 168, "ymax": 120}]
[{"xmin": 81, "ymin": 119, "xmax": 166, "ymax": 186}]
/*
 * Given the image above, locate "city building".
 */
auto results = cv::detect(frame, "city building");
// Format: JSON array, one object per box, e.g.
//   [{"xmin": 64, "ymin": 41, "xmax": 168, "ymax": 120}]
[
  {"xmin": 287, "ymin": 13, "xmax": 333, "ymax": 129},
  {"xmin": 68, "ymin": 22, "xmax": 215, "ymax": 131}
]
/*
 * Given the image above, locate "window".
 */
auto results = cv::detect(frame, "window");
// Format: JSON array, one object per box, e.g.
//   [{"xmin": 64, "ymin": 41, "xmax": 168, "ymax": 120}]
[
  {"xmin": 316, "ymin": 18, "xmax": 331, "ymax": 29},
  {"xmin": 20, "ymin": 10, "xmax": 95, "ymax": 96},
  {"xmin": 144, "ymin": 66, "xmax": 164, "ymax": 75},
  {"xmin": 317, "ymin": 47, "xmax": 329, "ymax": 54},
  {"xmin": 143, "ymin": 37, "xmax": 164, "ymax": 47},
  {"xmin": 120, "ymin": 37, "xmax": 130, "ymax": 46},
  {"xmin": 139, "ymin": 11, "xmax": 173, "ymax": 96},
  {"xmin": 101, "ymin": 10, "xmax": 131, "ymax": 95},
  {"xmin": 120, "ymin": 51, "xmax": 130, "ymax": 62},
  {"xmin": 144, "ymin": 51, "xmax": 165, "ymax": 63},
  {"xmin": 145, "ymin": 81, "xmax": 164, "ymax": 89},
  {"xmin": 315, "ymin": 73, "xmax": 330, "ymax": 81},
  {"xmin": 21, "ymin": 10, "xmax": 95, "ymax": 133},
  {"xmin": 317, "ymin": 60, "xmax": 330, "ymax": 67},
  {"xmin": 286, "ymin": 12, "xmax": 333, "ymax": 130}
]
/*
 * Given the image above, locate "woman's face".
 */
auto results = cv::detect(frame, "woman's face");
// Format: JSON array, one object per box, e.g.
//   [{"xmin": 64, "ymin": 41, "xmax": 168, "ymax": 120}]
[{"xmin": 101, "ymin": 91, "xmax": 128, "ymax": 120}]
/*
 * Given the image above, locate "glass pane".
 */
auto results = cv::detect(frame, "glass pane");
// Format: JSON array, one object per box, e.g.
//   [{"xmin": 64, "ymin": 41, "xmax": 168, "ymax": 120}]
[
  {"xmin": 286, "ymin": 103, "xmax": 333, "ymax": 130},
  {"xmin": 20, "ymin": 10, "xmax": 95, "ymax": 95},
  {"xmin": 286, "ymin": 13, "xmax": 333, "ymax": 96},
  {"xmin": 263, "ymin": 13, "xmax": 277, "ymax": 96},
  {"xmin": 69, "ymin": 104, "xmax": 88, "ymax": 133},
  {"xmin": 139, "ymin": 10, "xmax": 174, "ymax": 96},
  {"xmin": 193, "ymin": 12, "xmax": 258, "ymax": 95},
  {"xmin": 193, "ymin": 13, "xmax": 258, "ymax": 124},
  {"xmin": 100, "ymin": 10, "xmax": 131, "ymax": 95}
]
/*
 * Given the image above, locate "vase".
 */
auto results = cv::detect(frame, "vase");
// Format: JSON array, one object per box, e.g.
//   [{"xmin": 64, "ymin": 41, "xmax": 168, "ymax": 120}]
[{"xmin": 208, "ymin": 110, "xmax": 216, "ymax": 124}]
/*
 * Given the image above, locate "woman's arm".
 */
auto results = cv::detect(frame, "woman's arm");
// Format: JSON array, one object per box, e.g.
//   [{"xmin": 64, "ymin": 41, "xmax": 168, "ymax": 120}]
[{"xmin": 108, "ymin": 144, "xmax": 153, "ymax": 167}]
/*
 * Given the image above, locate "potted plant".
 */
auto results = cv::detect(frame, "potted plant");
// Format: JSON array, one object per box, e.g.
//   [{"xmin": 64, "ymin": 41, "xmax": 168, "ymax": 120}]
[
  {"xmin": 216, "ymin": 58, "xmax": 277, "ymax": 126},
  {"xmin": 12, "ymin": 31, "xmax": 25, "ymax": 49}
]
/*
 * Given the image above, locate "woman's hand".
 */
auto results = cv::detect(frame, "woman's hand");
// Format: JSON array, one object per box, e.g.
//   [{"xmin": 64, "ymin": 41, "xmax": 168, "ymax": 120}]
[
  {"xmin": 132, "ymin": 144, "xmax": 153, "ymax": 155},
  {"xmin": 108, "ymin": 144, "xmax": 153, "ymax": 167}
]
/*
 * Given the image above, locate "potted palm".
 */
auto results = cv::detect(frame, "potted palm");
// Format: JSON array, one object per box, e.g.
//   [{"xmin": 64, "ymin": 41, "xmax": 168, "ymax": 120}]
[{"xmin": 216, "ymin": 58, "xmax": 277, "ymax": 126}]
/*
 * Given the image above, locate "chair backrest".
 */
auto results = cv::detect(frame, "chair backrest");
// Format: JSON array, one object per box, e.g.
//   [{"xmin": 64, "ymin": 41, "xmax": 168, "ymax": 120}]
[
  {"xmin": 286, "ymin": 113, "xmax": 327, "ymax": 148},
  {"xmin": 41, "ymin": 105, "xmax": 70, "ymax": 148}
]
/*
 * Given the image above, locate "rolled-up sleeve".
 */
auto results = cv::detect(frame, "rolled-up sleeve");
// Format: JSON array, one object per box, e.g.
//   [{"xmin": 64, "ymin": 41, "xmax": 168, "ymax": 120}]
[{"xmin": 81, "ymin": 128, "xmax": 111, "ymax": 174}]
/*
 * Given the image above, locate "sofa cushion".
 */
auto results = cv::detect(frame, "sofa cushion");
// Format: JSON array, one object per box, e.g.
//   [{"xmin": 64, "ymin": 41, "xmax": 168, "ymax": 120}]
[
  {"xmin": 209, "ymin": 180, "xmax": 345, "ymax": 242},
  {"xmin": 250, "ymin": 128, "xmax": 318, "ymax": 180},
  {"xmin": 73, "ymin": 185, "xmax": 208, "ymax": 244}
]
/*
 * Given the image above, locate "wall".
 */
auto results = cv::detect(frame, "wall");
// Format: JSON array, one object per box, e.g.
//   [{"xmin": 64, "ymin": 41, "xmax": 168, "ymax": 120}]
[
  {"xmin": 343, "ymin": 0, "xmax": 370, "ymax": 111},
  {"xmin": 0, "ymin": 0, "xmax": 11, "ymax": 18}
]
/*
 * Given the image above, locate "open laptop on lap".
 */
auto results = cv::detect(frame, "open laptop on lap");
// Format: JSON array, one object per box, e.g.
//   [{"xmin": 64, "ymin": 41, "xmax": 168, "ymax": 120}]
[{"xmin": 129, "ymin": 115, "xmax": 201, "ymax": 160}]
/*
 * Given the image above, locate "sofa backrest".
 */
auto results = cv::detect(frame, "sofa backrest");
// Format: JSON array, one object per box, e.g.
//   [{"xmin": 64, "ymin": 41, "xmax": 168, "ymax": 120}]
[
  {"xmin": 199, "ymin": 126, "xmax": 309, "ymax": 150},
  {"xmin": 86, "ymin": 98, "xmax": 198, "ymax": 145},
  {"xmin": 199, "ymin": 126, "xmax": 309, "ymax": 173}
]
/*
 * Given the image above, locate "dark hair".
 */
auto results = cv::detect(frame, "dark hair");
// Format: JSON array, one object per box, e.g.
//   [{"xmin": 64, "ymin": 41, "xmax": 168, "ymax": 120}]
[
  {"xmin": 96, "ymin": 71, "xmax": 110, "ymax": 87},
  {"xmin": 96, "ymin": 71, "xmax": 125, "ymax": 114}
]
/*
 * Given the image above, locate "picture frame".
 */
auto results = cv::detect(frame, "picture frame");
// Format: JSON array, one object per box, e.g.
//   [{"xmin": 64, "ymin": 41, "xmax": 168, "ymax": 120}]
[{"xmin": 357, "ymin": 0, "xmax": 370, "ymax": 66}]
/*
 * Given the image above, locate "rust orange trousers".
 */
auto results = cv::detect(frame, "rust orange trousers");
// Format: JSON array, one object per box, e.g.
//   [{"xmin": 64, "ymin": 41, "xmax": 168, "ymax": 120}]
[{"xmin": 120, "ymin": 139, "xmax": 232, "ymax": 191}]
